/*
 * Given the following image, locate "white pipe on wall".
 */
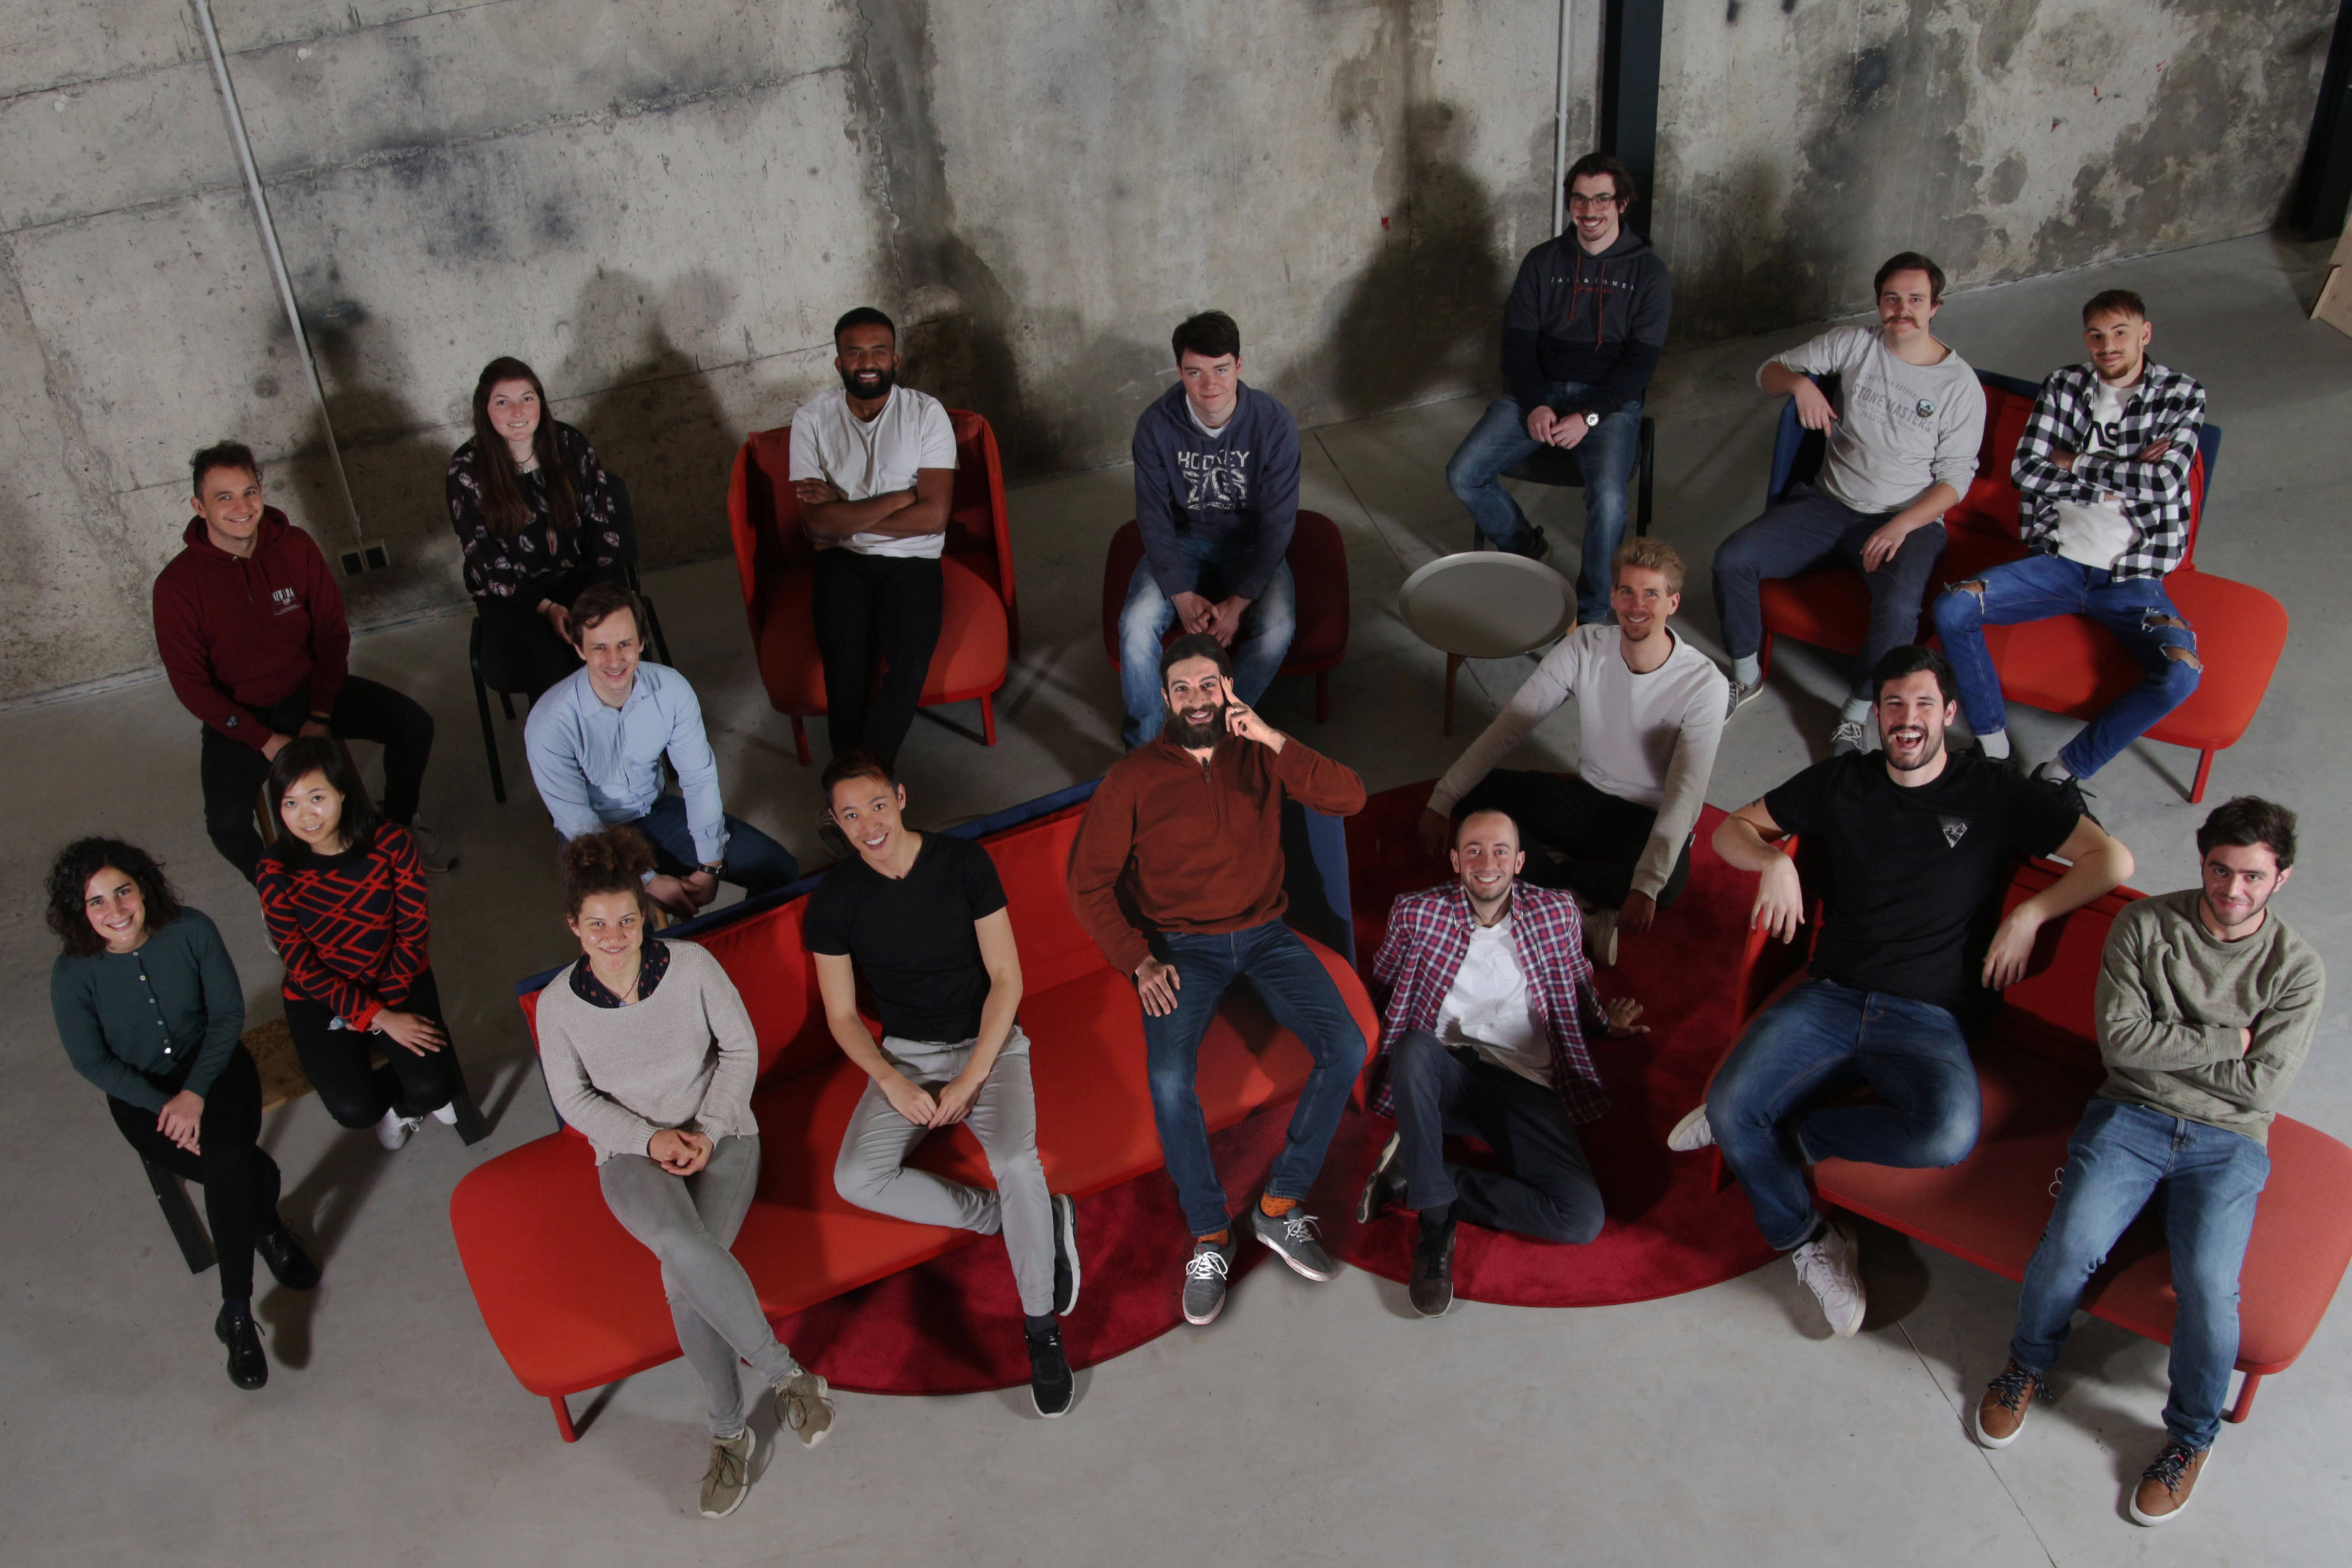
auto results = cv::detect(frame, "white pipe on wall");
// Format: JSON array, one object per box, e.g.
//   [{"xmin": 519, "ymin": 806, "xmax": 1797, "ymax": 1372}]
[
  {"xmin": 191, "ymin": 0, "xmax": 365, "ymax": 543},
  {"xmin": 1552, "ymin": 0, "xmax": 1575, "ymax": 235}
]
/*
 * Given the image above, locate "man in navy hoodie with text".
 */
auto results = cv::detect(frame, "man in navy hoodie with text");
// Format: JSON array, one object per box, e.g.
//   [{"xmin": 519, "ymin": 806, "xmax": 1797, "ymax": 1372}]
[
  {"xmin": 153, "ymin": 442, "xmax": 447, "ymax": 883},
  {"xmin": 1446, "ymin": 152, "xmax": 1671, "ymax": 627},
  {"xmin": 1117, "ymin": 310, "xmax": 1303, "ymax": 748}
]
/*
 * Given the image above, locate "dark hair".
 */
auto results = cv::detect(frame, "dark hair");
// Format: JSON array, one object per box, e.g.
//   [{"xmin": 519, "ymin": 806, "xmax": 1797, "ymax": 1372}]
[
  {"xmin": 1159, "ymin": 631, "xmax": 1234, "ymax": 685},
  {"xmin": 46, "ymin": 839, "xmax": 185, "ymax": 959},
  {"xmin": 468, "ymin": 357, "xmax": 579, "ymax": 541},
  {"xmin": 820, "ymin": 746, "xmax": 897, "ymax": 806},
  {"xmin": 1870, "ymin": 644, "xmax": 1957, "ymax": 705},
  {"xmin": 1873, "ymin": 251, "xmax": 1947, "ymax": 304},
  {"xmin": 2082, "ymin": 289, "xmax": 2148, "ymax": 325},
  {"xmin": 1451, "ymin": 805, "xmax": 1524, "ymax": 850},
  {"xmin": 834, "ymin": 307, "xmax": 896, "ymax": 346},
  {"xmin": 1171, "ymin": 310, "xmax": 1242, "ymax": 364},
  {"xmin": 568, "ymin": 581, "xmax": 646, "ymax": 649},
  {"xmin": 190, "ymin": 442, "xmax": 259, "ymax": 498},
  {"xmin": 560, "ymin": 825, "xmax": 658, "ymax": 921},
  {"xmin": 263, "ymin": 736, "xmax": 384, "ymax": 866},
  {"xmin": 2196, "ymin": 797, "xmax": 2297, "ymax": 871},
  {"xmin": 1564, "ymin": 151, "xmax": 1637, "ymax": 208}
]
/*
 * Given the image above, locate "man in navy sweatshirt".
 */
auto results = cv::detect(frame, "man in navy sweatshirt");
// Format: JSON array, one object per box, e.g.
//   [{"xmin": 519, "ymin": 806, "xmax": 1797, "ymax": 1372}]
[
  {"xmin": 153, "ymin": 442, "xmax": 447, "ymax": 883},
  {"xmin": 1446, "ymin": 152, "xmax": 1671, "ymax": 627},
  {"xmin": 1118, "ymin": 310, "xmax": 1303, "ymax": 748}
]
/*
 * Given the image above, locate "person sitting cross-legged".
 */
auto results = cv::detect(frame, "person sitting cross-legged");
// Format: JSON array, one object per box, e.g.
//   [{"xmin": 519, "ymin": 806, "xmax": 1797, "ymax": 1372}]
[
  {"xmin": 1971, "ymin": 797, "xmax": 2322, "ymax": 1528},
  {"xmin": 1931, "ymin": 289, "xmax": 2209, "ymax": 787},
  {"xmin": 1670, "ymin": 646, "xmax": 2131, "ymax": 1335},
  {"xmin": 809, "ymin": 748, "xmax": 1083, "ymax": 1419},
  {"xmin": 1358, "ymin": 808, "xmax": 1650, "ymax": 1316}
]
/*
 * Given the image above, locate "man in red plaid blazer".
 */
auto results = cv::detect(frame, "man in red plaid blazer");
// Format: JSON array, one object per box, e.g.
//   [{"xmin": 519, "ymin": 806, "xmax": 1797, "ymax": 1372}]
[{"xmin": 1358, "ymin": 806, "xmax": 1647, "ymax": 1314}]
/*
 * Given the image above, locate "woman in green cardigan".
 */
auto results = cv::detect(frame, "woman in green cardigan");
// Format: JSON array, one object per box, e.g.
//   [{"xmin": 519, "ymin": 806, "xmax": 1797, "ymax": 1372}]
[{"xmin": 47, "ymin": 838, "xmax": 318, "ymax": 1390}]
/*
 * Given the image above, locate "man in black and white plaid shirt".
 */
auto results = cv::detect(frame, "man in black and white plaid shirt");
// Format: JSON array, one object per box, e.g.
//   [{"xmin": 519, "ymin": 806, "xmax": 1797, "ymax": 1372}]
[{"xmin": 1931, "ymin": 289, "xmax": 2209, "ymax": 785}]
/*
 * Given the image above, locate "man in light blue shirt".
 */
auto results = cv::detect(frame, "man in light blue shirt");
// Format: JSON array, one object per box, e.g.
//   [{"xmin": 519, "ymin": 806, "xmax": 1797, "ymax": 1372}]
[{"xmin": 525, "ymin": 582, "xmax": 799, "ymax": 915}]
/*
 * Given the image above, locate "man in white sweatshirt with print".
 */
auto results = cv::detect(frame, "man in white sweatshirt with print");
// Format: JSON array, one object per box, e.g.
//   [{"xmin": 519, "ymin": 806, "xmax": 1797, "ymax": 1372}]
[{"xmin": 1417, "ymin": 537, "xmax": 1726, "ymax": 964}]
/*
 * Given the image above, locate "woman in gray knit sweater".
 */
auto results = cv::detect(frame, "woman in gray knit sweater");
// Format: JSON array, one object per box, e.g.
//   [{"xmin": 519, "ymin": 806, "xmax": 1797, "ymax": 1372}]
[{"xmin": 534, "ymin": 826, "xmax": 834, "ymax": 1520}]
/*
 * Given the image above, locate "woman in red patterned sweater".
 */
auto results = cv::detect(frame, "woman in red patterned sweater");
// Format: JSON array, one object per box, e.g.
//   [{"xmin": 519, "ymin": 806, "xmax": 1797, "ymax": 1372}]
[{"xmin": 256, "ymin": 737, "xmax": 463, "ymax": 1151}]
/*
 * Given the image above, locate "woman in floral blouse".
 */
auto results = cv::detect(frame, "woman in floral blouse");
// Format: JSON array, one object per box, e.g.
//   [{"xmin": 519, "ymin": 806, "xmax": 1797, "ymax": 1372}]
[{"xmin": 447, "ymin": 356, "xmax": 628, "ymax": 702}]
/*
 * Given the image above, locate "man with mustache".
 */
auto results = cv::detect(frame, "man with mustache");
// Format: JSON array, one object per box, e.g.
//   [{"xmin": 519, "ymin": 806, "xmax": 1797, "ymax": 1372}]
[
  {"xmin": 1415, "ymin": 537, "xmax": 1725, "ymax": 965},
  {"xmin": 1970, "ymin": 797, "xmax": 2319, "ymax": 1527},
  {"xmin": 1712, "ymin": 254, "xmax": 1988, "ymax": 754},
  {"xmin": 789, "ymin": 306, "xmax": 959, "ymax": 763},
  {"xmin": 1933, "ymin": 289, "xmax": 2208, "ymax": 787},
  {"xmin": 1671, "ymin": 646, "xmax": 2131, "ymax": 1336},
  {"xmin": 1067, "ymin": 634, "xmax": 1368, "ymax": 1326}
]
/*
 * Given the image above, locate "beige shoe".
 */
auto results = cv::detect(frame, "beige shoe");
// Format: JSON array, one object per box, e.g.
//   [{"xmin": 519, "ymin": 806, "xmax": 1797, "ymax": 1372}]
[
  {"xmin": 2130, "ymin": 1441, "xmax": 2209, "ymax": 1526},
  {"xmin": 1581, "ymin": 903, "xmax": 1619, "ymax": 968},
  {"xmin": 1971, "ymin": 1360, "xmax": 2045, "ymax": 1448},
  {"xmin": 776, "ymin": 1369, "xmax": 836, "ymax": 1449},
  {"xmin": 698, "ymin": 1425, "xmax": 756, "ymax": 1518}
]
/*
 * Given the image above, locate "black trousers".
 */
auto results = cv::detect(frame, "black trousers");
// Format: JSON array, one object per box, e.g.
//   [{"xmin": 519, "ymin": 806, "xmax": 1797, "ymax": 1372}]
[
  {"xmin": 284, "ymin": 968, "xmax": 461, "ymax": 1129},
  {"xmin": 477, "ymin": 608, "xmax": 583, "ymax": 706},
  {"xmin": 812, "ymin": 549, "xmax": 943, "ymax": 763},
  {"xmin": 108, "ymin": 1045, "xmax": 280, "ymax": 1302},
  {"xmin": 200, "ymin": 676, "xmax": 435, "ymax": 884},
  {"xmin": 1388, "ymin": 1031, "xmax": 1603, "ymax": 1244},
  {"xmin": 1455, "ymin": 769, "xmax": 1693, "ymax": 910}
]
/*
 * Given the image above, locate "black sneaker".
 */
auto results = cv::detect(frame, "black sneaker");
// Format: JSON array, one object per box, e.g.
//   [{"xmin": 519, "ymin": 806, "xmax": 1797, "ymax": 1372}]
[
  {"xmin": 1409, "ymin": 1215, "xmax": 1456, "ymax": 1317},
  {"xmin": 1026, "ymin": 1318, "xmax": 1074, "ymax": 1418},
  {"xmin": 256, "ymin": 1221, "xmax": 319, "ymax": 1291},
  {"xmin": 1050, "ymin": 1193, "xmax": 1082, "ymax": 1316},
  {"xmin": 1251, "ymin": 1203, "xmax": 1337, "ymax": 1282},
  {"xmin": 1357, "ymin": 1131, "xmax": 1407, "ymax": 1224},
  {"xmin": 215, "ymin": 1304, "xmax": 268, "ymax": 1390},
  {"xmin": 1181, "ymin": 1233, "xmax": 1237, "ymax": 1326}
]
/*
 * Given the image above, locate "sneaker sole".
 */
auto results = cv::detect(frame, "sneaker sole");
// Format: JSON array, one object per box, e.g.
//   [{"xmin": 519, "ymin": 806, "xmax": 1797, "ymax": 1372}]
[
  {"xmin": 1182, "ymin": 1294, "xmax": 1226, "ymax": 1328},
  {"xmin": 2128, "ymin": 1469, "xmax": 2203, "ymax": 1527},
  {"xmin": 699, "ymin": 1428, "xmax": 757, "ymax": 1519},
  {"xmin": 1052, "ymin": 1194, "xmax": 1082, "ymax": 1317},
  {"xmin": 1666, "ymin": 1105, "xmax": 1713, "ymax": 1153},
  {"xmin": 1031, "ymin": 1386, "xmax": 1073, "ymax": 1419},
  {"xmin": 1412, "ymin": 1291, "xmax": 1453, "ymax": 1319},
  {"xmin": 1356, "ymin": 1133, "xmax": 1404, "ymax": 1225}
]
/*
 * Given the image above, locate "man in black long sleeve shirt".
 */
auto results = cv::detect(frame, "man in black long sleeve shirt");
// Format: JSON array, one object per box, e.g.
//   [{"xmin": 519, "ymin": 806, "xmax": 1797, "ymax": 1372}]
[{"xmin": 1446, "ymin": 152, "xmax": 1671, "ymax": 627}]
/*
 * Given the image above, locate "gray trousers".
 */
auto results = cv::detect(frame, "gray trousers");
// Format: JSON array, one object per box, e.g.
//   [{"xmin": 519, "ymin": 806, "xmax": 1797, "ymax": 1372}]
[
  {"xmin": 600, "ymin": 1135, "xmax": 801, "ymax": 1439},
  {"xmin": 834, "ymin": 1026, "xmax": 1056, "ymax": 1317}
]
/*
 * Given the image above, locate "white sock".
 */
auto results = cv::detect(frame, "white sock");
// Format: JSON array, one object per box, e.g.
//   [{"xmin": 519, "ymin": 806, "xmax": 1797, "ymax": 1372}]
[
  {"xmin": 1731, "ymin": 655, "xmax": 1761, "ymax": 688},
  {"xmin": 1840, "ymin": 697, "xmax": 1871, "ymax": 725},
  {"xmin": 1977, "ymin": 730, "xmax": 2010, "ymax": 760},
  {"xmin": 2040, "ymin": 757, "xmax": 2074, "ymax": 781}
]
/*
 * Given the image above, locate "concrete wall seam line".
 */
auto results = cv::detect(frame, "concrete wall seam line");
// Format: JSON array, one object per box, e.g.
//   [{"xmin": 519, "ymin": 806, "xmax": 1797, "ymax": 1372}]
[
  {"xmin": 1554, "ymin": 0, "xmax": 1576, "ymax": 236},
  {"xmin": 190, "ymin": 0, "xmax": 363, "ymax": 546}
]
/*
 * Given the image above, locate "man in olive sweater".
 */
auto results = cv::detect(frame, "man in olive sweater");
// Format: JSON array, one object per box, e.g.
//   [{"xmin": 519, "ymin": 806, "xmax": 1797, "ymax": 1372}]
[{"xmin": 1970, "ymin": 797, "xmax": 2324, "ymax": 1528}]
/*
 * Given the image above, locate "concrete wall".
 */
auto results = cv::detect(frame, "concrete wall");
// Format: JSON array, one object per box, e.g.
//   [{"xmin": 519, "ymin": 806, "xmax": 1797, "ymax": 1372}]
[
  {"xmin": 1654, "ymin": 0, "xmax": 2339, "ymax": 343},
  {"xmin": 0, "ymin": 0, "xmax": 1586, "ymax": 701}
]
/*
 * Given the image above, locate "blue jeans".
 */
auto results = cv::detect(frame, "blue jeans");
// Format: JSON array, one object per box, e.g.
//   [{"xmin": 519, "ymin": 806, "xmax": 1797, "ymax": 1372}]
[
  {"xmin": 1142, "ymin": 920, "xmax": 1367, "ymax": 1237},
  {"xmin": 1119, "ymin": 532, "xmax": 1297, "ymax": 748},
  {"xmin": 1931, "ymin": 553, "xmax": 2200, "ymax": 779},
  {"xmin": 1708, "ymin": 979, "xmax": 1980, "ymax": 1250},
  {"xmin": 1446, "ymin": 384, "xmax": 1641, "ymax": 627},
  {"xmin": 631, "ymin": 793, "xmax": 801, "ymax": 896},
  {"xmin": 2010, "ymin": 1098, "xmax": 2269, "ymax": 1451}
]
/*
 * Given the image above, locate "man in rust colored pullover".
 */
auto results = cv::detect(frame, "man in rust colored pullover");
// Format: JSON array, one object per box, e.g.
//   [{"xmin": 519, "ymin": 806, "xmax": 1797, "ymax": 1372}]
[{"xmin": 1067, "ymin": 633, "xmax": 1368, "ymax": 1328}]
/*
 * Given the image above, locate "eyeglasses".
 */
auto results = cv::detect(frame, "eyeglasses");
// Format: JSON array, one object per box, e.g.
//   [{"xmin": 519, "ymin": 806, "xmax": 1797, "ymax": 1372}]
[{"xmin": 1567, "ymin": 194, "xmax": 1623, "ymax": 210}]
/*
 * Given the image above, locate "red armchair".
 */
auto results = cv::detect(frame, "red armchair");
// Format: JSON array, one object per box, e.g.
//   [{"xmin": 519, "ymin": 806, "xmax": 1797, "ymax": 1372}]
[{"xmin": 727, "ymin": 410, "xmax": 1018, "ymax": 764}]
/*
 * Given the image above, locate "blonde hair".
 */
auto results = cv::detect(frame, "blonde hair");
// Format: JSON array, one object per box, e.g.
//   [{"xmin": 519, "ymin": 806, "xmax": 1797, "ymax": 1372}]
[{"xmin": 1611, "ymin": 535, "xmax": 1685, "ymax": 595}]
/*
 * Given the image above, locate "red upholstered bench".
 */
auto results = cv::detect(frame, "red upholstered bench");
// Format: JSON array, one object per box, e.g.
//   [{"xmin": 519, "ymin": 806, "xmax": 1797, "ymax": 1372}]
[
  {"xmin": 1711, "ymin": 848, "xmax": 2352, "ymax": 1423},
  {"xmin": 1753, "ymin": 372, "xmax": 2285, "ymax": 802},
  {"xmin": 448, "ymin": 790, "xmax": 1379, "ymax": 1440}
]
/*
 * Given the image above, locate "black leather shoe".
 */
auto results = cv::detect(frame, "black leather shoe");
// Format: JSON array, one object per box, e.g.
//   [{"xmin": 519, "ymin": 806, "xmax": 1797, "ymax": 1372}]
[
  {"xmin": 1408, "ymin": 1216, "xmax": 1456, "ymax": 1318},
  {"xmin": 256, "ymin": 1222, "xmax": 319, "ymax": 1291},
  {"xmin": 1026, "ymin": 1319, "xmax": 1073, "ymax": 1418},
  {"xmin": 215, "ymin": 1306, "xmax": 268, "ymax": 1390},
  {"xmin": 1356, "ymin": 1131, "xmax": 1409, "ymax": 1224}
]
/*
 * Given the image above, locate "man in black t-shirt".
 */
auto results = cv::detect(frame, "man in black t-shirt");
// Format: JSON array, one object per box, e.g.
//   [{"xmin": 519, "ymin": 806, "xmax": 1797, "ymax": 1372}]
[
  {"xmin": 1671, "ymin": 647, "xmax": 2131, "ymax": 1337},
  {"xmin": 806, "ymin": 750, "xmax": 1083, "ymax": 1418}
]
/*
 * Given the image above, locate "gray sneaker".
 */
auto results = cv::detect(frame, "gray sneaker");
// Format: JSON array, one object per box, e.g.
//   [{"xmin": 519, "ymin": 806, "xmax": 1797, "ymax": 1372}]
[
  {"xmin": 1182, "ymin": 1233, "xmax": 1237, "ymax": 1326},
  {"xmin": 775, "ymin": 1368, "xmax": 835, "ymax": 1448},
  {"xmin": 1725, "ymin": 678, "xmax": 1767, "ymax": 719},
  {"xmin": 1829, "ymin": 718, "xmax": 1868, "ymax": 756},
  {"xmin": 698, "ymin": 1425, "xmax": 757, "ymax": 1518},
  {"xmin": 1252, "ymin": 1204, "xmax": 1337, "ymax": 1282}
]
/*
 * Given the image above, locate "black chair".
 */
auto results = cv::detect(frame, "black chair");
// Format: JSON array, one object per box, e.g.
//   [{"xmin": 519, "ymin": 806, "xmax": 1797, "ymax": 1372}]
[
  {"xmin": 469, "ymin": 472, "xmax": 670, "ymax": 803},
  {"xmin": 1474, "ymin": 412, "xmax": 1657, "ymax": 549}
]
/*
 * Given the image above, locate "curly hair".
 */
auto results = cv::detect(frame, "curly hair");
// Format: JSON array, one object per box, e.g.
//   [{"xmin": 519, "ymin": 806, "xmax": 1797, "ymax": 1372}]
[
  {"xmin": 46, "ymin": 838, "xmax": 184, "ymax": 958},
  {"xmin": 560, "ymin": 825, "xmax": 658, "ymax": 922}
]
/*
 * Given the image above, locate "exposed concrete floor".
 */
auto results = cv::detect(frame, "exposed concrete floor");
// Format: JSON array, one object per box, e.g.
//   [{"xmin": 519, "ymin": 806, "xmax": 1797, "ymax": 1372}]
[{"xmin": 4, "ymin": 233, "xmax": 2348, "ymax": 1565}]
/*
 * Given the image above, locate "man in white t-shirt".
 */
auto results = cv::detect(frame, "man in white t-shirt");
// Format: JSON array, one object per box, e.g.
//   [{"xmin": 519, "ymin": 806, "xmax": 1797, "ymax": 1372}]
[
  {"xmin": 1416, "ymin": 537, "xmax": 1726, "ymax": 966},
  {"xmin": 789, "ymin": 307, "xmax": 961, "ymax": 763},
  {"xmin": 1931, "ymin": 289, "xmax": 2209, "ymax": 785},
  {"xmin": 1711, "ymin": 252, "xmax": 1987, "ymax": 754}
]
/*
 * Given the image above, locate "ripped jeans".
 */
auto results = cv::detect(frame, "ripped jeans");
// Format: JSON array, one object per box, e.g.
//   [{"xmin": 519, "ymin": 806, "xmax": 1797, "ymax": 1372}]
[{"xmin": 1930, "ymin": 551, "xmax": 2200, "ymax": 779}]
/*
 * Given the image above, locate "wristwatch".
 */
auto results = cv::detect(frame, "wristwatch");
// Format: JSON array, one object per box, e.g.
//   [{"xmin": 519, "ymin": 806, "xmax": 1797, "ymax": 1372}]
[
  {"xmin": 698, "ymin": 860, "xmax": 726, "ymax": 878},
  {"xmin": 1581, "ymin": 410, "xmax": 1601, "ymax": 428}
]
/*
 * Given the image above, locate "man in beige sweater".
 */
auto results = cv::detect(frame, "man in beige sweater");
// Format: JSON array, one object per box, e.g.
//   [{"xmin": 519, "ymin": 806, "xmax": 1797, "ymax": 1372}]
[{"xmin": 1969, "ymin": 797, "xmax": 2324, "ymax": 1528}]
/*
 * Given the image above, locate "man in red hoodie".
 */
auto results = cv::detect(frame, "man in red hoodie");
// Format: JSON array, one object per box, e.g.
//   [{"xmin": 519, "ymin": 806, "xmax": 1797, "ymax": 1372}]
[{"xmin": 153, "ymin": 443, "xmax": 445, "ymax": 883}]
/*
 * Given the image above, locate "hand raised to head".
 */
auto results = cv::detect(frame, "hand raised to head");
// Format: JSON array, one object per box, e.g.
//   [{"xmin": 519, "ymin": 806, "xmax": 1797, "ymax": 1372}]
[{"xmin": 1223, "ymin": 697, "xmax": 1283, "ymax": 751}]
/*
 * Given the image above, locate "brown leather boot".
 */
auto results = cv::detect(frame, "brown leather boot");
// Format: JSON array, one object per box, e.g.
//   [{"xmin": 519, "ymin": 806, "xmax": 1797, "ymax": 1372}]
[
  {"xmin": 2130, "ymin": 1441, "xmax": 2210, "ymax": 1526},
  {"xmin": 1971, "ymin": 1359, "xmax": 2046, "ymax": 1448}
]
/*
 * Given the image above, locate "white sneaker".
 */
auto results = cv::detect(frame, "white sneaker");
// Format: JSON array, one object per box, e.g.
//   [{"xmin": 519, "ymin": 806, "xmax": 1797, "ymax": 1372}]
[
  {"xmin": 1792, "ymin": 1222, "xmax": 1868, "ymax": 1337},
  {"xmin": 429, "ymin": 1101, "xmax": 460, "ymax": 1127},
  {"xmin": 1581, "ymin": 903, "xmax": 1619, "ymax": 968},
  {"xmin": 375, "ymin": 1106, "xmax": 423, "ymax": 1151},
  {"xmin": 1667, "ymin": 1104, "xmax": 1715, "ymax": 1152}
]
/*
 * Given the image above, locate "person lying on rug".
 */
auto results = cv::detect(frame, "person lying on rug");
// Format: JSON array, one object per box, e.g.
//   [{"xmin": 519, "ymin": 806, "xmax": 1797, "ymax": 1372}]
[
  {"xmin": 809, "ymin": 748, "xmax": 1083, "ymax": 1420},
  {"xmin": 1971, "ymin": 797, "xmax": 2321, "ymax": 1528},
  {"xmin": 1358, "ymin": 807, "xmax": 1650, "ymax": 1316},
  {"xmin": 1067, "ymin": 632, "xmax": 1369, "ymax": 1329},
  {"xmin": 1669, "ymin": 645, "xmax": 2130, "ymax": 1336},
  {"xmin": 535, "ymin": 826, "xmax": 836, "ymax": 1521},
  {"xmin": 1414, "ymin": 536, "xmax": 1726, "ymax": 966}
]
